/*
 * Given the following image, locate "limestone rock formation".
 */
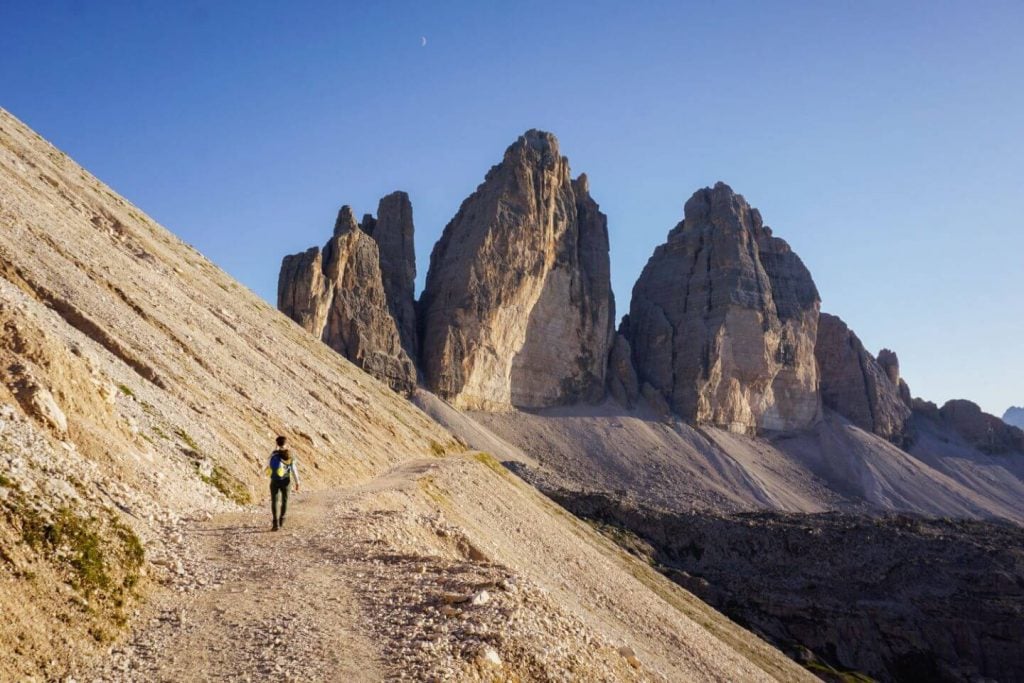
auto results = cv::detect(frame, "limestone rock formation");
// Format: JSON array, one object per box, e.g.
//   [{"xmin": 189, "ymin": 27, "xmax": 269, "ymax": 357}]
[
  {"xmin": 814, "ymin": 313, "xmax": 912, "ymax": 443},
  {"xmin": 626, "ymin": 182, "xmax": 820, "ymax": 433},
  {"xmin": 278, "ymin": 206, "xmax": 416, "ymax": 393},
  {"xmin": 931, "ymin": 399, "xmax": 1024, "ymax": 454},
  {"xmin": 877, "ymin": 347, "xmax": 912, "ymax": 406},
  {"xmin": 419, "ymin": 131, "xmax": 614, "ymax": 410},
  {"xmin": 606, "ymin": 329, "xmax": 640, "ymax": 409},
  {"xmin": 362, "ymin": 191, "xmax": 418, "ymax": 360}
]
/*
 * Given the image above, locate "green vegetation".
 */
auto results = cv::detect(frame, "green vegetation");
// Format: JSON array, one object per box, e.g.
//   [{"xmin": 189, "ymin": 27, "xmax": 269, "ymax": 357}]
[
  {"xmin": 418, "ymin": 476, "xmax": 449, "ymax": 507},
  {"xmin": 199, "ymin": 464, "xmax": 251, "ymax": 505},
  {"xmin": 5, "ymin": 488, "xmax": 145, "ymax": 629},
  {"xmin": 471, "ymin": 451, "xmax": 511, "ymax": 479},
  {"xmin": 151, "ymin": 425, "xmax": 168, "ymax": 440},
  {"xmin": 117, "ymin": 384, "xmax": 134, "ymax": 398},
  {"xmin": 429, "ymin": 440, "xmax": 446, "ymax": 457},
  {"xmin": 805, "ymin": 661, "xmax": 877, "ymax": 683},
  {"xmin": 174, "ymin": 428, "xmax": 199, "ymax": 451},
  {"xmin": 0, "ymin": 472, "xmax": 12, "ymax": 488}
]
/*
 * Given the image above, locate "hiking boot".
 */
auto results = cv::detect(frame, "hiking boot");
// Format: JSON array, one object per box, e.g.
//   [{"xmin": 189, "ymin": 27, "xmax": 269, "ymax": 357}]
[
  {"xmin": 279, "ymin": 517, "xmax": 285, "ymax": 529},
  {"xmin": 272, "ymin": 521, "xmax": 279, "ymax": 531}
]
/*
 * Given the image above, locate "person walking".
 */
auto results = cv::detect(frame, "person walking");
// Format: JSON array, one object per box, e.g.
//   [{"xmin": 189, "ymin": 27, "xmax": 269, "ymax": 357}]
[{"xmin": 266, "ymin": 435, "xmax": 300, "ymax": 531}]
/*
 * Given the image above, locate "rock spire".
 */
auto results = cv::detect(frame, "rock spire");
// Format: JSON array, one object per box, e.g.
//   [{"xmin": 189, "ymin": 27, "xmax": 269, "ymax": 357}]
[
  {"xmin": 418, "ymin": 130, "xmax": 614, "ymax": 410},
  {"xmin": 625, "ymin": 182, "xmax": 821, "ymax": 433},
  {"xmin": 278, "ymin": 201, "xmax": 417, "ymax": 393}
]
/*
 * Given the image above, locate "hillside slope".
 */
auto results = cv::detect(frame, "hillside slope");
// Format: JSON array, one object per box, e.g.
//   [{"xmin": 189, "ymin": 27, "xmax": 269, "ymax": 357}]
[
  {"xmin": 0, "ymin": 108, "xmax": 809, "ymax": 680},
  {"xmin": 418, "ymin": 400, "xmax": 1024, "ymax": 523},
  {"xmin": 0, "ymin": 106, "xmax": 458, "ymax": 679}
]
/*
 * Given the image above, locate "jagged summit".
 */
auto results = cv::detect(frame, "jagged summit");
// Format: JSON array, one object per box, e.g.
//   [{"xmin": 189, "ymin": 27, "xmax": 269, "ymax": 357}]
[
  {"xmin": 625, "ymin": 182, "xmax": 821, "ymax": 432},
  {"xmin": 815, "ymin": 312, "xmax": 912, "ymax": 444},
  {"xmin": 518, "ymin": 128, "xmax": 559, "ymax": 154},
  {"xmin": 279, "ymin": 197, "xmax": 417, "ymax": 393},
  {"xmin": 418, "ymin": 129, "xmax": 614, "ymax": 410},
  {"xmin": 333, "ymin": 205, "xmax": 360, "ymax": 235}
]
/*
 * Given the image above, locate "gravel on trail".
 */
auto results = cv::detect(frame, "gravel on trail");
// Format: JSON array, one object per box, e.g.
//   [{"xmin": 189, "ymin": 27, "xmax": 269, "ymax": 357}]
[{"xmin": 86, "ymin": 459, "xmax": 650, "ymax": 682}]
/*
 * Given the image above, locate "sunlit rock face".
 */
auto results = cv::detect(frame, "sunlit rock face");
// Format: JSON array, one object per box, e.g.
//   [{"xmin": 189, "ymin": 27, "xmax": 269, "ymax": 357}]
[
  {"xmin": 627, "ymin": 182, "xmax": 821, "ymax": 433},
  {"xmin": 278, "ymin": 206, "xmax": 416, "ymax": 393},
  {"xmin": 418, "ymin": 130, "xmax": 614, "ymax": 410},
  {"xmin": 361, "ymin": 191, "xmax": 419, "ymax": 362}
]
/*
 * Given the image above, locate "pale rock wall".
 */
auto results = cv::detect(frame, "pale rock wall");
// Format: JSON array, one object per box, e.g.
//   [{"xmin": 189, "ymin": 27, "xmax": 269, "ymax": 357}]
[
  {"xmin": 419, "ymin": 131, "xmax": 613, "ymax": 410},
  {"xmin": 627, "ymin": 182, "xmax": 820, "ymax": 433}
]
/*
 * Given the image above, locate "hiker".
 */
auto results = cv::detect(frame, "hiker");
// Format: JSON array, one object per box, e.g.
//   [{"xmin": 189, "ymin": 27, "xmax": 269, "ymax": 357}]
[{"xmin": 267, "ymin": 435, "xmax": 300, "ymax": 531}]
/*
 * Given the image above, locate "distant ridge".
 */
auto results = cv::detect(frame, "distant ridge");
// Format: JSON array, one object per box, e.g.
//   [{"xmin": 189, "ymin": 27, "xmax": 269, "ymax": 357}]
[{"xmin": 1005, "ymin": 406, "xmax": 1024, "ymax": 429}]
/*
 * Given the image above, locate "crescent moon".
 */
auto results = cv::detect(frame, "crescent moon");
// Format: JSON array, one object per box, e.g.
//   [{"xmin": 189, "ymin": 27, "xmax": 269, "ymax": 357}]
[{"xmin": 421, "ymin": 36, "xmax": 427, "ymax": 47}]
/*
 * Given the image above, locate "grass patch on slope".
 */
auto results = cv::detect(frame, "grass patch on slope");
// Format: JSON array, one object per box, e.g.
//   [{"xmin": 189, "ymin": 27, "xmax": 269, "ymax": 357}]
[
  {"xmin": 2, "ymin": 487, "xmax": 145, "ymax": 637},
  {"xmin": 471, "ymin": 451, "xmax": 512, "ymax": 479},
  {"xmin": 199, "ymin": 464, "xmax": 251, "ymax": 505}
]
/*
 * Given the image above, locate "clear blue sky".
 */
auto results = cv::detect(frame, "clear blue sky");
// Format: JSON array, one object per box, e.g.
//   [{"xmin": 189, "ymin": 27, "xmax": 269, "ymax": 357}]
[{"xmin": 2, "ymin": 1, "xmax": 1021, "ymax": 415}]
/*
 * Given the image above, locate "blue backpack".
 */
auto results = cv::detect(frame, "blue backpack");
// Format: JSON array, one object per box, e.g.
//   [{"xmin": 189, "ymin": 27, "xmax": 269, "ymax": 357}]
[{"xmin": 268, "ymin": 451, "xmax": 292, "ymax": 480}]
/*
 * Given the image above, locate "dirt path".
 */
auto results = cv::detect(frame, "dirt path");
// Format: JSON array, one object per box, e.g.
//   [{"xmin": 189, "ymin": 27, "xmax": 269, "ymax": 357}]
[
  {"xmin": 92, "ymin": 464, "xmax": 443, "ymax": 682},
  {"xmin": 90, "ymin": 458, "xmax": 529, "ymax": 682},
  {"xmin": 86, "ymin": 455, "xmax": 809, "ymax": 683}
]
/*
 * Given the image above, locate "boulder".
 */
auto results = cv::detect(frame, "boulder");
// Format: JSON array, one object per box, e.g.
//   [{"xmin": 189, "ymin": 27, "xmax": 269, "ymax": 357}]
[
  {"xmin": 278, "ymin": 206, "xmax": 416, "ymax": 393},
  {"xmin": 626, "ymin": 182, "xmax": 820, "ymax": 433},
  {"xmin": 419, "ymin": 130, "xmax": 614, "ymax": 410},
  {"xmin": 814, "ymin": 313, "xmax": 912, "ymax": 443}
]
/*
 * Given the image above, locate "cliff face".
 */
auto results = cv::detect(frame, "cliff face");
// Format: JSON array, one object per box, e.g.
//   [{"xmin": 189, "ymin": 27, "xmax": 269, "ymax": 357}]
[
  {"xmin": 814, "ymin": 313, "xmax": 912, "ymax": 443},
  {"xmin": 916, "ymin": 399, "xmax": 1024, "ymax": 454},
  {"xmin": 363, "ymin": 191, "xmax": 418, "ymax": 361},
  {"xmin": 626, "ymin": 182, "xmax": 820, "ymax": 433},
  {"xmin": 278, "ymin": 206, "xmax": 416, "ymax": 393},
  {"xmin": 418, "ymin": 131, "xmax": 614, "ymax": 410}
]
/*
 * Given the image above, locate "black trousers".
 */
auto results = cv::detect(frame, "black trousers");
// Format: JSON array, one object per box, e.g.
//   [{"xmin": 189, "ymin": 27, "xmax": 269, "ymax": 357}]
[{"xmin": 270, "ymin": 478, "xmax": 290, "ymax": 523}]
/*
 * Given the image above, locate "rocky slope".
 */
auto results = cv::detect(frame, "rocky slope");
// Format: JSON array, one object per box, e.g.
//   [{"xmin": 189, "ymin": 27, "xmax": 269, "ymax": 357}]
[
  {"xmin": 547, "ymin": 489, "xmax": 1024, "ymax": 683},
  {"xmin": 913, "ymin": 397, "xmax": 1024, "ymax": 454},
  {"xmin": 0, "ymin": 108, "xmax": 813, "ymax": 681},
  {"xmin": 814, "ymin": 312, "xmax": 912, "ymax": 444},
  {"xmin": 418, "ymin": 130, "xmax": 614, "ymax": 410},
  {"xmin": 433, "ymin": 401, "xmax": 1024, "ymax": 524},
  {"xmin": 278, "ymin": 204, "xmax": 417, "ymax": 392},
  {"xmin": 626, "ymin": 182, "xmax": 821, "ymax": 434},
  {"xmin": 0, "ymin": 107, "xmax": 460, "ymax": 679}
]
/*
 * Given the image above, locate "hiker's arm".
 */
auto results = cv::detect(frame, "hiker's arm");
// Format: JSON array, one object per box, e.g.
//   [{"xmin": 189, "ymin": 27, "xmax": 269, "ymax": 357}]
[{"xmin": 292, "ymin": 462, "xmax": 300, "ymax": 490}]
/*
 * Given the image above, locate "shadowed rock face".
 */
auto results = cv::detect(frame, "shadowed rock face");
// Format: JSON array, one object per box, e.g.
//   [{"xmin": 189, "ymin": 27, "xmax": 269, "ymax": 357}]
[
  {"xmin": 419, "ymin": 130, "xmax": 614, "ymax": 410},
  {"xmin": 278, "ymin": 206, "xmax": 416, "ymax": 393},
  {"xmin": 627, "ymin": 182, "xmax": 820, "ymax": 433},
  {"xmin": 814, "ymin": 313, "xmax": 912, "ymax": 443},
  {"xmin": 607, "ymin": 329, "xmax": 640, "ymax": 409},
  {"xmin": 922, "ymin": 399, "xmax": 1024, "ymax": 454},
  {"xmin": 546, "ymin": 487, "xmax": 1024, "ymax": 683}
]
